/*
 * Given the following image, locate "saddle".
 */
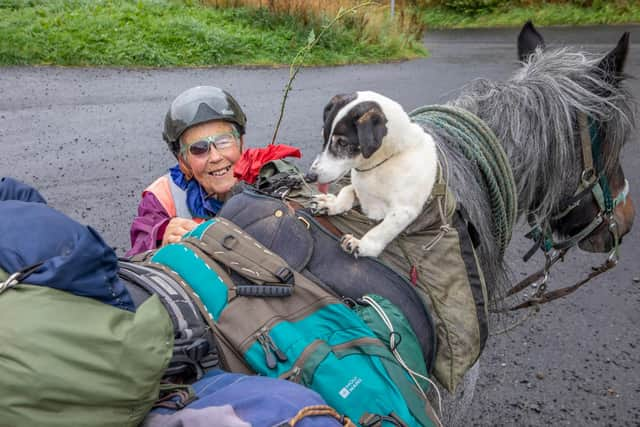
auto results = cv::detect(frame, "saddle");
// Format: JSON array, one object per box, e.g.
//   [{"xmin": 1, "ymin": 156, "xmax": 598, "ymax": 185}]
[
  {"xmin": 218, "ymin": 188, "xmax": 438, "ymax": 372},
  {"xmin": 226, "ymin": 160, "xmax": 490, "ymax": 393}
]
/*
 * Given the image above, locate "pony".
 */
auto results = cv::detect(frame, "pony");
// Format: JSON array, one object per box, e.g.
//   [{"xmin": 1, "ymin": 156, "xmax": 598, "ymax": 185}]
[
  {"xmin": 412, "ymin": 21, "xmax": 636, "ymax": 426},
  {"xmin": 428, "ymin": 21, "xmax": 635, "ymax": 305}
]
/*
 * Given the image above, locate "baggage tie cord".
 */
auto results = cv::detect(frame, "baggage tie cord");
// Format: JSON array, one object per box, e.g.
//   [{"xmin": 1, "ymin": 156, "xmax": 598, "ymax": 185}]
[
  {"xmin": 361, "ymin": 295, "xmax": 444, "ymax": 427},
  {"xmin": 287, "ymin": 405, "xmax": 356, "ymax": 427},
  {"xmin": 409, "ymin": 105, "xmax": 517, "ymax": 258}
]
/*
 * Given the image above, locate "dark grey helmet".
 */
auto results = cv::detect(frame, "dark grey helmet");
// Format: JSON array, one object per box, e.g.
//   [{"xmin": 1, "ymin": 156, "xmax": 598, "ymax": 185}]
[{"xmin": 163, "ymin": 86, "xmax": 247, "ymax": 157}]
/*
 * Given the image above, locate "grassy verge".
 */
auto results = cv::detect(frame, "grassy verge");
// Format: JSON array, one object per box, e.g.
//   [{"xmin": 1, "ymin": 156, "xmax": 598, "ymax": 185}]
[
  {"xmin": 0, "ymin": 0, "xmax": 426, "ymax": 67},
  {"xmin": 421, "ymin": 2, "xmax": 640, "ymax": 29}
]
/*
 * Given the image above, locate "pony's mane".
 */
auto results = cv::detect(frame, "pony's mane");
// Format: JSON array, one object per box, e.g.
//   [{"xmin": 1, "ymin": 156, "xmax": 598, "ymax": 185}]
[
  {"xmin": 451, "ymin": 47, "xmax": 635, "ymax": 223},
  {"xmin": 429, "ymin": 46, "xmax": 635, "ymax": 302}
]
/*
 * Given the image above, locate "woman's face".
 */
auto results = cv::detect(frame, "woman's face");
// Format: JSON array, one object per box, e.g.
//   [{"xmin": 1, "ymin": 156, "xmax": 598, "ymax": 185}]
[{"xmin": 180, "ymin": 120, "xmax": 243, "ymax": 197}]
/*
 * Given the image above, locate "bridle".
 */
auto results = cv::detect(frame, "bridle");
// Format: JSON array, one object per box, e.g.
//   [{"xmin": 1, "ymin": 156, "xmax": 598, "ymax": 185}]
[{"xmin": 506, "ymin": 112, "xmax": 631, "ymax": 310}]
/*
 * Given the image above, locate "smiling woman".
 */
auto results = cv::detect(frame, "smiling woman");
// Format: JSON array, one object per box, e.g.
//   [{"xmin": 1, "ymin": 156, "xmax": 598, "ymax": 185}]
[
  {"xmin": 127, "ymin": 86, "xmax": 247, "ymax": 256},
  {"xmin": 126, "ymin": 85, "xmax": 303, "ymax": 257}
]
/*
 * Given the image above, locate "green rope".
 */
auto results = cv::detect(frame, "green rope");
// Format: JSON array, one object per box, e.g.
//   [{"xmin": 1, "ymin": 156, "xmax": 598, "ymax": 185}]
[{"xmin": 409, "ymin": 105, "xmax": 517, "ymax": 257}]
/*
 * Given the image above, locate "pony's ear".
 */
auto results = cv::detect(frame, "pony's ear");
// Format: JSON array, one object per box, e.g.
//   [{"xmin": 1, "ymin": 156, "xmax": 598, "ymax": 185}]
[
  {"xmin": 597, "ymin": 32, "xmax": 630, "ymax": 84},
  {"xmin": 517, "ymin": 20, "xmax": 545, "ymax": 62}
]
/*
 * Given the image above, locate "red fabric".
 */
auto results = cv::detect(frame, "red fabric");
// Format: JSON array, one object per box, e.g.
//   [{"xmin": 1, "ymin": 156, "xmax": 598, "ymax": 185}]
[{"xmin": 233, "ymin": 145, "xmax": 302, "ymax": 184}]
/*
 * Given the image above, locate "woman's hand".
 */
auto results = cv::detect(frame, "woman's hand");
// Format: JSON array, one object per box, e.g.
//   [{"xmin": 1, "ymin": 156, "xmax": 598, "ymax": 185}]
[{"xmin": 162, "ymin": 217, "xmax": 198, "ymax": 246}]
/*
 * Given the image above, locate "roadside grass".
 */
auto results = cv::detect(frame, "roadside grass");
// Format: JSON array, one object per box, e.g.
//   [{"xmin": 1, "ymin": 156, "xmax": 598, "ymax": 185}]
[
  {"xmin": 421, "ymin": 2, "xmax": 640, "ymax": 29},
  {"xmin": 0, "ymin": 0, "xmax": 426, "ymax": 67}
]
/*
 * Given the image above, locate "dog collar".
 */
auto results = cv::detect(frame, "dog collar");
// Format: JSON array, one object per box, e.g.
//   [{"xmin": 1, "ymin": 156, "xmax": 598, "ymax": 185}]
[{"xmin": 355, "ymin": 154, "xmax": 394, "ymax": 173}]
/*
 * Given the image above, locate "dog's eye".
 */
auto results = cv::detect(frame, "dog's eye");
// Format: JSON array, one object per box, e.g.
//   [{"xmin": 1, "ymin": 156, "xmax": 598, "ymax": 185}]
[{"xmin": 333, "ymin": 136, "xmax": 348, "ymax": 146}]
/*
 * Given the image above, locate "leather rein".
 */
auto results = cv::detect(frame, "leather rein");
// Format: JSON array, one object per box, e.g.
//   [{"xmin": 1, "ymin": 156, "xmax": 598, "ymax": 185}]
[{"xmin": 504, "ymin": 112, "xmax": 630, "ymax": 311}]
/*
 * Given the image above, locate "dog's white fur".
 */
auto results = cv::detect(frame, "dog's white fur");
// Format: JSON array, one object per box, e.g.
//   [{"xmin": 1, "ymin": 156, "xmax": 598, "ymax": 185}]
[{"xmin": 310, "ymin": 91, "xmax": 439, "ymax": 257}]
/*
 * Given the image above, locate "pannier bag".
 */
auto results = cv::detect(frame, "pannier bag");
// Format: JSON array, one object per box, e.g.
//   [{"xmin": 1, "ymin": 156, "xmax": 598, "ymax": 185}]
[
  {"xmin": 244, "ymin": 160, "xmax": 489, "ymax": 392},
  {"xmin": 326, "ymin": 187, "xmax": 489, "ymax": 393},
  {"xmin": 141, "ymin": 217, "xmax": 439, "ymax": 427},
  {"xmin": 0, "ymin": 268, "xmax": 173, "ymax": 427},
  {"xmin": 218, "ymin": 189, "xmax": 437, "ymax": 373},
  {"xmin": 143, "ymin": 369, "xmax": 352, "ymax": 427}
]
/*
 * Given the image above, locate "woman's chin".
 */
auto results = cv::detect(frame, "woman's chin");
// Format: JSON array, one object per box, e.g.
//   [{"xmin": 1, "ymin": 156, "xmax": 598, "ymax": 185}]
[{"xmin": 202, "ymin": 173, "xmax": 237, "ymax": 197}]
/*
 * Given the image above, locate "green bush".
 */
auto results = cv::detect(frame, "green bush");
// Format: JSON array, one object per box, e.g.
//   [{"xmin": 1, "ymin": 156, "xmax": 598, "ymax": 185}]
[
  {"xmin": 443, "ymin": 0, "xmax": 505, "ymax": 15},
  {"xmin": 0, "ymin": 0, "xmax": 426, "ymax": 66},
  {"xmin": 420, "ymin": 0, "xmax": 640, "ymax": 28}
]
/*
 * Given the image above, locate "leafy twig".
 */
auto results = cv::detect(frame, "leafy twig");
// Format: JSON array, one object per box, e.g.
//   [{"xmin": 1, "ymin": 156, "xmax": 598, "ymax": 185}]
[{"xmin": 270, "ymin": 1, "xmax": 378, "ymax": 145}]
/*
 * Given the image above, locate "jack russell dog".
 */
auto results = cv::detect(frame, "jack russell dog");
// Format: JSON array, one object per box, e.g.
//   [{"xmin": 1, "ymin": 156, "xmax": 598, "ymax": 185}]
[{"xmin": 308, "ymin": 91, "xmax": 439, "ymax": 258}]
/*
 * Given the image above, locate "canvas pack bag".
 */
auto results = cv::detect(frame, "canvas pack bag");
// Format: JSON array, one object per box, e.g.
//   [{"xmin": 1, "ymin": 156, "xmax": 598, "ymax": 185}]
[
  {"xmin": 137, "ymin": 217, "xmax": 439, "ymax": 426},
  {"xmin": 217, "ymin": 189, "xmax": 438, "ymax": 373},
  {"xmin": 247, "ymin": 160, "xmax": 489, "ymax": 392},
  {"xmin": 0, "ymin": 267, "xmax": 174, "ymax": 427}
]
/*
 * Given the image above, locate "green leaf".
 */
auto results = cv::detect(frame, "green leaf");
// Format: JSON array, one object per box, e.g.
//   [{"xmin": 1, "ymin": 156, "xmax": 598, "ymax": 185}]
[{"xmin": 307, "ymin": 28, "xmax": 315, "ymax": 45}]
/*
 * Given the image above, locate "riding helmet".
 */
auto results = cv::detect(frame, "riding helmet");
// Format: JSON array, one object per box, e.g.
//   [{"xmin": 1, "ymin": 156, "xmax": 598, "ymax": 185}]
[{"xmin": 163, "ymin": 86, "xmax": 247, "ymax": 157}]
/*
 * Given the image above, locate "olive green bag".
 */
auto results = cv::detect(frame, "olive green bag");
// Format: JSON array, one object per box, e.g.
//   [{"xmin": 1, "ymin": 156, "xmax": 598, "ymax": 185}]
[
  {"xmin": 327, "ymin": 186, "xmax": 489, "ymax": 393},
  {"xmin": 0, "ymin": 268, "xmax": 174, "ymax": 427},
  {"xmin": 265, "ymin": 160, "xmax": 489, "ymax": 393}
]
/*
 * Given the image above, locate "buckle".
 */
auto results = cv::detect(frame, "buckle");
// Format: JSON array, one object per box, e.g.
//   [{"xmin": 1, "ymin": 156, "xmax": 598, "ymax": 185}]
[
  {"xmin": 274, "ymin": 267, "xmax": 294, "ymax": 284},
  {"xmin": 185, "ymin": 338, "xmax": 210, "ymax": 361},
  {"xmin": 0, "ymin": 272, "xmax": 21, "ymax": 295}
]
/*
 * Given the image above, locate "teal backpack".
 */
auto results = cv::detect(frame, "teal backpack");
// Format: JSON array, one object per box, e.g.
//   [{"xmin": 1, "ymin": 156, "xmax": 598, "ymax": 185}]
[{"xmin": 136, "ymin": 217, "xmax": 439, "ymax": 427}]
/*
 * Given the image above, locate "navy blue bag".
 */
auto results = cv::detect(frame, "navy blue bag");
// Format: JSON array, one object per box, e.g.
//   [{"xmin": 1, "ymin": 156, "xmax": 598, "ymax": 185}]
[{"xmin": 143, "ymin": 370, "xmax": 350, "ymax": 427}]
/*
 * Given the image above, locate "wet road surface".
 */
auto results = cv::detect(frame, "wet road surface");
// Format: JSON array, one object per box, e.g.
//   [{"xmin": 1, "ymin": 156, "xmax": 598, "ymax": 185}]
[{"xmin": 1, "ymin": 24, "xmax": 639, "ymax": 426}]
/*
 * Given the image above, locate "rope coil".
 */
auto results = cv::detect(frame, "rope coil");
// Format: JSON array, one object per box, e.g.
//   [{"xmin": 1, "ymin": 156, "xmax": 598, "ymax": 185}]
[{"xmin": 409, "ymin": 105, "xmax": 517, "ymax": 257}]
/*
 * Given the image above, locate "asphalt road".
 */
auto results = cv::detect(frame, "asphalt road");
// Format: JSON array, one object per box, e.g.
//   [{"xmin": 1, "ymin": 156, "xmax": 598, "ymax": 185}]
[{"xmin": 1, "ymin": 24, "xmax": 639, "ymax": 426}]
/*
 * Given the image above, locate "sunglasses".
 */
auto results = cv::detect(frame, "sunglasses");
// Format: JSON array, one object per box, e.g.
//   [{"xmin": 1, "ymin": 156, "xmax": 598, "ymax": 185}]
[{"xmin": 182, "ymin": 129, "xmax": 240, "ymax": 157}]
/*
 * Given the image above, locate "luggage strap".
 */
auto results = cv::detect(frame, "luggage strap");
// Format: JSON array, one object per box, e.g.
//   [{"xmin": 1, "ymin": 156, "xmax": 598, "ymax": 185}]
[
  {"xmin": 277, "ymin": 405, "xmax": 356, "ymax": 427},
  {"xmin": 0, "ymin": 262, "xmax": 44, "ymax": 294},
  {"xmin": 153, "ymin": 383, "xmax": 197, "ymax": 410}
]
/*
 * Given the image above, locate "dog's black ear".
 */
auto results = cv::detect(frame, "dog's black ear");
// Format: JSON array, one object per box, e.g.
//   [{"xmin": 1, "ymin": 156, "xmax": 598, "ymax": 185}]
[
  {"xmin": 597, "ymin": 32, "xmax": 629, "ymax": 86},
  {"xmin": 518, "ymin": 21, "xmax": 545, "ymax": 62},
  {"xmin": 323, "ymin": 93, "xmax": 357, "ymax": 143},
  {"xmin": 356, "ymin": 106, "xmax": 387, "ymax": 159}
]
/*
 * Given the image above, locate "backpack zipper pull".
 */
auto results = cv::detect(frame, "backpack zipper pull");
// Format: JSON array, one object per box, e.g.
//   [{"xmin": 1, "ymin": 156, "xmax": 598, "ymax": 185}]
[
  {"xmin": 265, "ymin": 334, "xmax": 288, "ymax": 362},
  {"xmin": 257, "ymin": 334, "xmax": 277, "ymax": 369},
  {"xmin": 286, "ymin": 366, "xmax": 302, "ymax": 383}
]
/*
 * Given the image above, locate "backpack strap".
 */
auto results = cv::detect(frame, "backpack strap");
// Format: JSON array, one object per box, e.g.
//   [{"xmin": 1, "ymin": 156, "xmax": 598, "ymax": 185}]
[
  {"xmin": 359, "ymin": 412, "xmax": 408, "ymax": 427},
  {"xmin": 153, "ymin": 382, "xmax": 198, "ymax": 410},
  {"xmin": 118, "ymin": 260, "xmax": 219, "ymax": 380},
  {"xmin": 182, "ymin": 218, "xmax": 296, "ymax": 296}
]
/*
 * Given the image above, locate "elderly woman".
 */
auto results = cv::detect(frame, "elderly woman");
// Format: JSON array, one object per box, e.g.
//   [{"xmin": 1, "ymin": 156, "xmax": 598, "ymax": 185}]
[{"xmin": 128, "ymin": 86, "xmax": 300, "ymax": 256}]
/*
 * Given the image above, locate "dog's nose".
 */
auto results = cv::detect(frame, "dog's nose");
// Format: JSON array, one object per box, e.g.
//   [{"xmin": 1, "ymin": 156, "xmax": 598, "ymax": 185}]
[{"xmin": 304, "ymin": 171, "xmax": 318, "ymax": 183}]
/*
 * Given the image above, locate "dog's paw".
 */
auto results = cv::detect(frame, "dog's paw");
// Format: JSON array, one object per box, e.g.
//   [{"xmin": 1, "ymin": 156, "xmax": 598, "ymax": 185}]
[
  {"xmin": 353, "ymin": 236, "xmax": 385, "ymax": 258},
  {"xmin": 340, "ymin": 234, "xmax": 360, "ymax": 257},
  {"xmin": 310, "ymin": 193, "xmax": 337, "ymax": 216}
]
